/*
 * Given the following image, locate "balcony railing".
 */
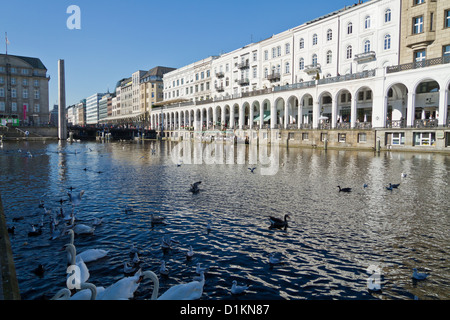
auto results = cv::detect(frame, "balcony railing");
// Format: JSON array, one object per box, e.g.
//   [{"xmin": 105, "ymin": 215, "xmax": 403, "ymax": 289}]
[
  {"xmin": 355, "ymin": 121, "xmax": 372, "ymax": 129},
  {"xmin": 354, "ymin": 51, "xmax": 376, "ymax": 64},
  {"xmin": 414, "ymin": 119, "xmax": 438, "ymax": 128},
  {"xmin": 237, "ymin": 78, "xmax": 250, "ymax": 86},
  {"xmin": 215, "ymin": 85, "xmax": 224, "ymax": 92},
  {"xmin": 304, "ymin": 64, "xmax": 321, "ymax": 75},
  {"xmin": 386, "ymin": 56, "xmax": 450, "ymax": 74},
  {"xmin": 215, "ymin": 71, "xmax": 225, "ymax": 78},
  {"xmin": 336, "ymin": 122, "xmax": 350, "ymax": 129},
  {"xmin": 317, "ymin": 69, "xmax": 376, "ymax": 85},
  {"xmin": 267, "ymin": 73, "xmax": 280, "ymax": 82},
  {"xmin": 237, "ymin": 60, "xmax": 250, "ymax": 69},
  {"xmin": 386, "ymin": 120, "xmax": 405, "ymax": 128},
  {"xmin": 274, "ymin": 80, "xmax": 316, "ymax": 92}
]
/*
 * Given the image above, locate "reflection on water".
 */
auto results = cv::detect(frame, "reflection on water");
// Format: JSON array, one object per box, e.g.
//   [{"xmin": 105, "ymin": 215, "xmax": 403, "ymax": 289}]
[{"xmin": 0, "ymin": 140, "xmax": 449, "ymax": 300}]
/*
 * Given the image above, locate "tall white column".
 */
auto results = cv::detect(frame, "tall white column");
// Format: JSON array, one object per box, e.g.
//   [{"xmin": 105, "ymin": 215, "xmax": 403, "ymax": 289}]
[
  {"xmin": 406, "ymin": 92, "xmax": 415, "ymax": 127},
  {"xmin": 350, "ymin": 97, "xmax": 357, "ymax": 129},
  {"xmin": 438, "ymin": 89, "xmax": 448, "ymax": 127},
  {"xmin": 331, "ymin": 98, "xmax": 338, "ymax": 129},
  {"xmin": 58, "ymin": 60, "xmax": 67, "ymax": 140},
  {"xmin": 312, "ymin": 101, "xmax": 320, "ymax": 129}
]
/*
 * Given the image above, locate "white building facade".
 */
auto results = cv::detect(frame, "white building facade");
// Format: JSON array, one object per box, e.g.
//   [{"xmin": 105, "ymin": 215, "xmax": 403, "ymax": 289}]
[
  {"xmin": 148, "ymin": 0, "xmax": 449, "ymax": 151},
  {"xmin": 86, "ymin": 93, "xmax": 104, "ymax": 125}
]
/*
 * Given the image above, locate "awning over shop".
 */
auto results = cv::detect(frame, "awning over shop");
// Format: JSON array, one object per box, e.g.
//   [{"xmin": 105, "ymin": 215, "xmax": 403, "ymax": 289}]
[{"xmin": 253, "ymin": 111, "xmax": 271, "ymax": 122}]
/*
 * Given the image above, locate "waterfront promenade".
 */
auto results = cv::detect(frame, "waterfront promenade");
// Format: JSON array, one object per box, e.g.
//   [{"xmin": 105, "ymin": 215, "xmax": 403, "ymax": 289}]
[{"xmin": 0, "ymin": 194, "xmax": 20, "ymax": 300}]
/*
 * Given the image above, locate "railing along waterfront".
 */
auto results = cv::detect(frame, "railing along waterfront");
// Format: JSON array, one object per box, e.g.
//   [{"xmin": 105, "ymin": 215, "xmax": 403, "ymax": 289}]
[
  {"xmin": 386, "ymin": 56, "xmax": 450, "ymax": 74},
  {"xmin": 318, "ymin": 69, "xmax": 376, "ymax": 85}
]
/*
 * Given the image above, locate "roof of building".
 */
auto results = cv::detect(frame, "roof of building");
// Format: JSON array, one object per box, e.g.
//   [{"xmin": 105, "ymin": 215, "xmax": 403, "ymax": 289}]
[
  {"xmin": 0, "ymin": 54, "xmax": 47, "ymax": 70},
  {"xmin": 142, "ymin": 66, "xmax": 176, "ymax": 79}
]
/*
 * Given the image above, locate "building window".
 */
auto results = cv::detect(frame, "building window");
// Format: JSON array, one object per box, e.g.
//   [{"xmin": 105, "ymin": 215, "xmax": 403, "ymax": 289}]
[
  {"xmin": 23, "ymin": 79, "xmax": 28, "ymax": 86},
  {"xmin": 321, "ymin": 133, "xmax": 328, "ymax": 141},
  {"xmin": 0, "ymin": 76, "xmax": 3, "ymax": 84},
  {"xmin": 264, "ymin": 68, "xmax": 268, "ymax": 78},
  {"xmin": 285, "ymin": 62, "xmax": 290, "ymax": 74},
  {"xmin": 364, "ymin": 40, "xmax": 371, "ymax": 53},
  {"xmin": 414, "ymin": 0, "xmax": 424, "ymax": 5},
  {"xmin": 253, "ymin": 67, "xmax": 257, "ymax": 78},
  {"xmin": 312, "ymin": 34, "xmax": 318, "ymax": 45},
  {"xmin": 327, "ymin": 29, "xmax": 332, "ymax": 41},
  {"xmin": 11, "ymin": 78, "xmax": 16, "ymax": 85},
  {"xmin": 326, "ymin": 51, "xmax": 332, "ymax": 64},
  {"xmin": 413, "ymin": 16, "xmax": 424, "ymax": 34},
  {"xmin": 302, "ymin": 132, "xmax": 309, "ymax": 140},
  {"xmin": 264, "ymin": 50, "xmax": 268, "ymax": 60},
  {"xmin": 11, "ymin": 88, "xmax": 16, "ymax": 98},
  {"xmin": 253, "ymin": 52, "xmax": 257, "ymax": 61},
  {"xmin": 272, "ymin": 47, "xmax": 276, "ymax": 58},
  {"xmin": 312, "ymin": 54, "xmax": 318, "ymax": 66},
  {"xmin": 347, "ymin": 22, "xmax": 353, "ymax": 35},
  {"xmin": 365, "ymin": 16, "xmax": 371, "ymax": 29},
  {"xmin": 0, "ymin": 102, "xmax": 4, "ymax": 111},
  {"xmin": 299, "ymin": 58, "xmax": 304, "ymax": 70},
  {"xmin": 443, "ymin": 45, "xmax": 450, "ymax": 57},
  {"xmin": 346, "ymin": 45, "xmax": 353, "ymax": 59},
  {"xmin": 384, "ymin": 34, "xmax": 391, "ymax": 50},
  {"xmin": 23, "ymin": 89, "xmax": 28, "ymax": 99},
  {"xmin": 12, "ymin": 102, "xmax": 17, "ymax": 112},
  {"xmin": 338, "ymin": 133, "xmax": 346, "ymax": 142},
  {"xmin": 285, "ymin": 43, "xmax": 290, "ymax": 54},
  {"xmin": 277, "ymin": 46, "xmax": 282, "ymax": 57},
  {"xmin": 299, "ymin": 38, "xmax": 304, "ymax": 49},
  {"xmin": 0, "ymin": 88, "xmax": 4, "ymax": 97},
  {"xmin": 414, "ymin": 49, "xmax": 426, "ymax": 62},
  {"xmin": 34, "ymin": 104, "xmax": 40, "ymax": 113},
  {"xmin": 446, "ymin": 10, "xmax": 450, "ymax": 28},
  {"xmin": 385, "ymin": 9, "xmax": 391, "ymax": 23},
  {"xmin": 358, "ymin": 133, "xmax": 367, "ymax": 143},
  {"xmin": 414, "ymin": 132, "xmax": 435, "ymax": 146},
  {"xmin": 391, "ymin": 132, "xmax": 405, "ymax": 145}
]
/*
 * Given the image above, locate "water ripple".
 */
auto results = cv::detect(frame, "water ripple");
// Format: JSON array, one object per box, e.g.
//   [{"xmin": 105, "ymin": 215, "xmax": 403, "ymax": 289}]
[{"xmin": 0, "ymin": 141, "xmax": 449, "ymax": 300}]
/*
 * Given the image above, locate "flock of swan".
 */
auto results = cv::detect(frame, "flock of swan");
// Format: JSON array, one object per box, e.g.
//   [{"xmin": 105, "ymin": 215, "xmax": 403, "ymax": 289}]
[{"xmin": 43, "ymin": 190, "xmax": 214, "ymax": 300}]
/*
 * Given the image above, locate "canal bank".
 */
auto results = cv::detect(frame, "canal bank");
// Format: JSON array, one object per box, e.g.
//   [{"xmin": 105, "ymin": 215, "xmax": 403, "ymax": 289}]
[
  {"xmin": 0, "ymin": 194, "xmax": 20, "ymax": 300},
  {"xmin": 158, "ymin": 127, "xmax": 450, "ymax": 154}
]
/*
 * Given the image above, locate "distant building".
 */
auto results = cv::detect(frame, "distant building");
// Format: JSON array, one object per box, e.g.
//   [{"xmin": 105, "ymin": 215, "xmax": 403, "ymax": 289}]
[
  {"xmin": 86, "ymin": 93, "xmax": 106, "ymax": 125},
  {"xmin": 49, "ymin": 104, "xmax": 58, "ymax": 126},
  {"xmin": 0, "ymin": 53, "xmax": 50, "ymax": 125}
]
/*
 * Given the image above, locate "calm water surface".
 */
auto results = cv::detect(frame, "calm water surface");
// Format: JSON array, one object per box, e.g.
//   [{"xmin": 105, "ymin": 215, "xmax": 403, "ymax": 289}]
[{"xmin": 0, "ymin": 139, "xmax": 449, "ymax": 300}]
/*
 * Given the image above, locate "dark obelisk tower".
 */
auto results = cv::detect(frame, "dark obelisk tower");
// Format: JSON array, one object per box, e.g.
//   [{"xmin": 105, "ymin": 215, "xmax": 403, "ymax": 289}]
[{"xmin": 58, "ymin": 59, "xmax": 67, "ymax": 140}]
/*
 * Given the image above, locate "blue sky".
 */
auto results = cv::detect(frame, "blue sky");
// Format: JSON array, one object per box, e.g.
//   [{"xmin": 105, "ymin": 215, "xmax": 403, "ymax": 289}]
[{"xmin": 0, "ymin": 0, "xmax": 353, "ymax": 107}]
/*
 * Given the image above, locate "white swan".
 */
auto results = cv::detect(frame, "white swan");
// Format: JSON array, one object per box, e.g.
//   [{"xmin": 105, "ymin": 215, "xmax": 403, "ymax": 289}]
[
  {"xmin": 51, "ymin": 283, "xmax": 101, "ymax": 300},
  {"xmin": 231, "ymin": 280, "xmax": 249, "ymax": 295},
  {"xmin": 186, "ymin": 245, "xmax": 194, "ymax": 259},
  {"xmin": 97, "ymin": 269, "xmax": 142, "ymax": 300},
  {"xmin": 68, "ymin": 190, "xmax": 85, "ymax": 206},
  {"xmin": 196, "ymin": 262, "xmax": 207, "ymax": 275},
  {"xmin": 72, "ymin": 223, "xmax": 95, "ymax": 235},
  {"xmin": 67, "ymin": 230, "xmax": 108, "ymax": 263},
  {"xmin": 157, "ymin": 271, "xmax": 205, "ymax": 300},
  {"xmin": 65, "ymin": 244, "xmax": 90, "ymax": 284}
]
